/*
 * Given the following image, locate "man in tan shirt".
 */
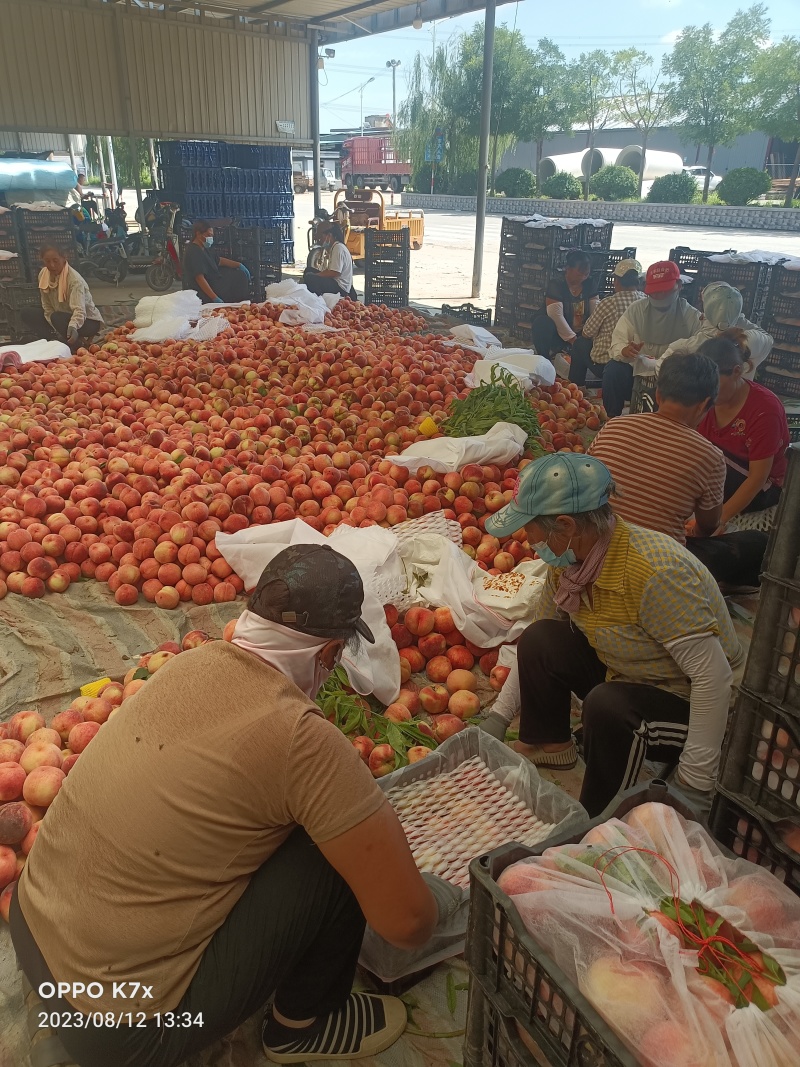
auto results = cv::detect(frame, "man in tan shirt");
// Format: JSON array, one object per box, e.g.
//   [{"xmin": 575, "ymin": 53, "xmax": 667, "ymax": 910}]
[{"xmin": 11, "ymin": 545, "xmax": 440, "ymax": 1066}]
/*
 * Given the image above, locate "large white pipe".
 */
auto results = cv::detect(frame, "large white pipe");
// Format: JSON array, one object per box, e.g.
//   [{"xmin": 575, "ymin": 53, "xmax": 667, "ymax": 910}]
[
  {"xmin": 581, "ymin": 147, "xmax": 624, "ymax": 177},
  {"xmin": 538, "ymin": 151, "xmax": 587, "ymax": 181},
  {"xmin": 616, "ymin": 145, "xmax": 684, "ymax": 180}
]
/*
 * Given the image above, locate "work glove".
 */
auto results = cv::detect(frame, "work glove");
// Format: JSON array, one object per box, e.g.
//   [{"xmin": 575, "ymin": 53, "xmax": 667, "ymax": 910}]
[
  {"xmin": 667, "ymin": 769, "xmax": 713, "ymax": 825},
  {"xmin": 422, "ymin": 872, "xmax": 464, "ymax": 922},
  {"xmin": 212, "ymin": 296, "xmax": 224, "ymax": 304},
  {"xmin": 66, "ymin": 327, "xmax": 79, "ymax": 347},
  {"xmin": 238, "ymin": 263, "xmax": 251, "ymax": 279},
  {"xmin": 479, "ymin": 711, "xmax": 509, "ymax": 742}
]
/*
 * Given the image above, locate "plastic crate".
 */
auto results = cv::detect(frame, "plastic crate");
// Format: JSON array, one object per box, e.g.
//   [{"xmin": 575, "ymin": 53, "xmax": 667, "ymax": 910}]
[
  {"xmin": 769, "ymin": 292, "xmax": 800, "ymax": 323},
  {"xmin": 466, "ymin": 781, "xmax": 697, "ymax": 1067},
  {"xmin": 741, "ymin": 572, "xmax": 800, "ymax": 708},
  {"xmin": 0, "ymin": 208, "xmax": 21, "ymax": 254},
  {"xmin": 0, "ymin": 282, "xmax": 44, "ymax": 340},
  {"xmin": 17, "ymin": 208, "xmax": 74, "ymax": 232},
  {"xmin": 766, "ymin": 266, "xmax": 800, "ymax": 318},
  {"xmin": 493, "ymin": 308, "xmax": 517, "ymax": 330},
  {"xmin": 761, "ymin": 443, "xmax": 800, "ymax": 580},
  {"xmin": 669, "ymin": 246, "xmax": 736, "ymax": 273},
  {"xmin": 718, "ymin": 686, "xmax": 800, "ymax": 824},
  {"xmin": 789, "ymin": 414, "xmax": 800, "ymax": 444},
  {"xmin": 765, "ymin": 346, "xmax": 800, "ymax": 374},
  {"xmin": 694, "ymin": 258, "xmax": 772, "ymax": 320},
  {"xmin": 710, "ymin": 786, "xmax": 800, "ymax": 893},
  {"xmin": 464, "ymin": 979, "xmax": 555, "ymax": 1067},
  {"xmin": 759, "ymin": 368, "xmax": 800, "ymax": 400},
  {"xmin": 579, "ymin": 221, "xmax": 613, "ymax": 250},
  {"xmin": 441, "ymin": 302, "xmax": 493, "ymax": 327},
  {"xmin": 0, "ymin": 255, "xmax": 25, "ymax": 281},
  {"xmin": 280, "ymin": 240, "xmax": 294, "ymax": 266},
  {"xmin": 522, "ymin": 226, "xmax": 581, "ymax": 254}
]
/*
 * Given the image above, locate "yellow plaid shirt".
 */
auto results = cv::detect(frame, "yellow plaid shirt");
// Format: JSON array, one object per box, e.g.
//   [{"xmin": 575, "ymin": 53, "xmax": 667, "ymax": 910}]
[{"xmin": 536, "ymin": 520, "xmax": 743, "ymax": 698}]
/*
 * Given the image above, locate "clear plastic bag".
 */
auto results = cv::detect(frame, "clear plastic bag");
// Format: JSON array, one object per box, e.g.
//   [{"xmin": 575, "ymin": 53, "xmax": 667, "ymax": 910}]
[
  {"xmin": 358, "ymin": 728, "xmax": 587, "ymax": 982},
  {"xmin": 499, "ymin": 802, "xmax": 800, "ymax": 1067}
]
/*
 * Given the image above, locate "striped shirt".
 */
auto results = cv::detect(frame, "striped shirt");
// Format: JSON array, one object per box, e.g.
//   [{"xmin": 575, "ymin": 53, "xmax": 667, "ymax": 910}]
[
  {"xmin": 535, "ymin": 519, "xmax": 743, "ymax": 699},
  {"xmin": 589, "ymin": 413, "xmax": 726, "ymax": 544},
  {"xmin": 581, "ymin": 289, "xmax": 645, "ymax": 364}
]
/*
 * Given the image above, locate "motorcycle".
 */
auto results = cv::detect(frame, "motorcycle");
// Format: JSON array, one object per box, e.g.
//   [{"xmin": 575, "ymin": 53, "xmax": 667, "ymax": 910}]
[{"xmin": 145, "ymin": 204, "xmax": 188, "ymax": 292}]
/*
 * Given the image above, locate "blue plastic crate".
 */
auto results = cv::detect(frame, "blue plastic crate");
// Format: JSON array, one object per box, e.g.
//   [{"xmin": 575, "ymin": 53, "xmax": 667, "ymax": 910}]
[
  {"xmin": 265, "ymin": 217, "xmax": 294, "ymax": 243},
  {"xmin": 281, "ymin": 240, "xmax": 294, "ymax": 265}
]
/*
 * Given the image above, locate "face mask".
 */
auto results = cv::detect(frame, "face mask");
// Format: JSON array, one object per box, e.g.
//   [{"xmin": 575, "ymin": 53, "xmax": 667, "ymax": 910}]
[
  {"xmin": 204, "ymin": 236, "xmax": 214, "ymax": 248},
  {"xmin": 649, "ymin": 291, "xmax": 678, "ymax": 311},
  {"xmin": 533, "ymin": 537, "xmax": 576, "ymax": 569}
]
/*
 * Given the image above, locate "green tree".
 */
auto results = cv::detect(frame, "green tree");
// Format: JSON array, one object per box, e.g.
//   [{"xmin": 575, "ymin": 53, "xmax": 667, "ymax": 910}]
[
  {"xmin": 612, "ymin": 49, "xmax": 674, "ymax": 195},
  {"xmin": 752, "ymin": 37, "xmax": 800, "ymax": 206},
  {"xmin": 569, "ymin": 50, "xmax": 616, "ymax": 200},
  {"xmin": 663, "ymin": 4, "xmax": 771, "ymax": 202},
  {"xmin": 517, "ymin": 38, "xmax": 577, "ymax": 175},
  {"xmin": 591, "ymin": 165, "xmax": 639, "ymax": 201}
]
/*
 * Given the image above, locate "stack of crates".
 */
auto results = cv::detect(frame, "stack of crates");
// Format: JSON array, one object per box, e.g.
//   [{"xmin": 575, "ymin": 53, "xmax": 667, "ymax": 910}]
[
  {"xmin": 553, "ymin": 245, "xmax": 638, "ymax": 299},
  {"xmin": 0, "ymin": 209, "xmax": 26, "ymax": 283},
  {"xmin": 759, "ymin": 265, "xmax": 800, "ymax": 402},
  {"xmin": 0, "ymin": 282, "xmax": 45, "ymax": 342},
  {"xmin": 158, "ymin": 141, "xmax": 294, "ymax": 264},
  {"xmin": 213, "ymin": 224, "xmax": 282, "ymax": 300},
  {"xmin": 710, "ymin": 443, "xmax": 800, "ymax": 893},
  {"xmin": 668, "ymin": 246, "xmax": 736, "ymax": 308},
  {"xmin": 16, "ymin": 208, "xmax": 79, "ymax": 277},
  {"xmin": 693, "ymin": 255, "xmax": 774, "ymax": 324},
  {"xmin": 494, "ymin": 218, "xmax": 616, "ymax": 342},
  {"xmin": 364, "ymin": 229, "xmax": 409, "ymax": 308}
]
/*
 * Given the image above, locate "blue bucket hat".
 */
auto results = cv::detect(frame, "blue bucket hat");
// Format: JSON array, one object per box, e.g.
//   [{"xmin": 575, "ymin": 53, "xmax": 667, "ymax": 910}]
[{"xmin": 485, "ymin": 453, "xmax": 614, "ymax": 538}]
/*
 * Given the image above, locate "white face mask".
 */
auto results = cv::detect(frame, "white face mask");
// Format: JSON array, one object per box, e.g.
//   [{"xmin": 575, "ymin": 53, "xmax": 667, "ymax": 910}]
[
  {"xmin": 232, "ymin": 611, "xmax": 332, "ymax": 699},
  {"xmin": 649, "ymin": 290, "xmax": 678, "ymax": 312}
]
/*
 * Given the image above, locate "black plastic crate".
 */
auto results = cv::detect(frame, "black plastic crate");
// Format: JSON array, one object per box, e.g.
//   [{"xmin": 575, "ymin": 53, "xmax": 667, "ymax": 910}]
[
  {"xmin": 494, "ymin": 308, "xmax": 517, "ymax": 329},
  {"xmin": 762, "ymin": 443, "xmax": 800, "ymax": 581},
  {"xmin": 741, "ymin": 572, "xmax": 800, "ymax": 709},
  {"xmin": 442, "ymin": 303, "xmax": 493, "ymax": 327},
  {"xmin": 0, "ymin": 256, "xmax": 25, "ymax": 281},
  {"xmin": 366, "ymin": 229, "xmax": 411, "ymax": 249},
  {"xmin": 466, "ymin": 781, "xmax": 697, "ymax": 1067},
  {"xmin": 0, "ymin": 208, "xmax": 21, "ymax": 254},
  {"xmin": 521, "ymin": 226, "xmax": 581, "ymax": 254},
  {"xmin": 765, "ymin": 346, "xmax": 800, "ymax": 374},
  {"xmin": 766, "ymin": 266, "xmax": 800, "ymax": 320},
  {"xmin": 694, "ymin": 258, "xmax": 772, "ymax": 320},
  {"xmin": 17, "ymin": 208, "xmax": 74, "ymax": 232},
  {"xmin": 464, "ymin": 979, "xmax": 556, "ymax": 1067},
  {"xmin": 519, "ymin": 246, "xmax": 555, "ymax": 269},
  {"xmin": 0, "ymin": 282, "xmax": 44, "ymax": 340},
  {"xmin": 579, "ymin": 221, "xmax": 613, "ymax": 250},
  {"xmin": 20, "ymin": 227, "xmax": 79, "ymax": 264},
  {"xmin": 718, "ymin": 686, "xmax": 800, "ymax": 825},
  {"xmin": 710, "ymin": 786, "xmax": 800, "ymax": 893},
  {"xmin": 759, "ymin": 368, "xmax": 800, "ymax": 400},
  {"xmin": 789, "ymin": 415, "xmax": 800, "ymax": 444},
  {"xmin": 280, "ymin": 240, "xmax": 294, "ymax": 266},
  {"xmin": 766, "ymin": 320, "xmax": 800, "ymax": 348},
  {"xmin": 769, "ymin": 292, "xmax": 800, "ymax": 323},
  {"xmin": 669, "ymin": 246, "xmax": 736, "ymax": 273}
]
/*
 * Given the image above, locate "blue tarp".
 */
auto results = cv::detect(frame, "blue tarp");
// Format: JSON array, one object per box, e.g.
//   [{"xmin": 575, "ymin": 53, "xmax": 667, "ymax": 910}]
[{"xmin": 0, "ymin": 160, "xmax": 77, "ymax": 192}]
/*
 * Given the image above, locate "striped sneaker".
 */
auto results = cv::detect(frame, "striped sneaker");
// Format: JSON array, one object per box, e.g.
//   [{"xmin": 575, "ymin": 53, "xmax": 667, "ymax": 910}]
[
  {"xmin": 512, "ymin": 738, "xmax": 578, "ymax": 769},
  {"xmin": 262, "ymin": 992, "xmax": 407, "ymax": 1063}
]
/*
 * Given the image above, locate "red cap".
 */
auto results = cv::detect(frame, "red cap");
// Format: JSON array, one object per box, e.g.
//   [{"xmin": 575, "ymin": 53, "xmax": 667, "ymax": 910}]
[{"xmin": 644, "ymin": 260, "xmax": 681, "ymax": 295}]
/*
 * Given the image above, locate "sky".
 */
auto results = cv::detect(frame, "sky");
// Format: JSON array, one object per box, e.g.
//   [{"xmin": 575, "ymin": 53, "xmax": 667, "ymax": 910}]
[{"xmin": 318, "ymin": 0, "xmax": 800, "ymax": 133}]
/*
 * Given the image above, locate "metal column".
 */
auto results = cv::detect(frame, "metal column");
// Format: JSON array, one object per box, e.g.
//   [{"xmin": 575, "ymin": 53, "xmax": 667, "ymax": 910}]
[
  {"xmin": 310, "ymin": 28, "xmax": 322, "ymax": 219},
  {"xmin": 147, "ymin": 139, "xmax": 159, "ymax": 189},
  {"xmin": 66, "ymin": 135, "xmax": 78, "ymax": 175},
  {"xmin": 106, "ymin": 137, "xmax": 119, "ymax": 205},
  {"xmin": 471, "ymin": 0, "xmax": 496, "ymax": 298},
  {"xmin": 97, "ymin": 136, "xmax": 109, "ymax": 212}
]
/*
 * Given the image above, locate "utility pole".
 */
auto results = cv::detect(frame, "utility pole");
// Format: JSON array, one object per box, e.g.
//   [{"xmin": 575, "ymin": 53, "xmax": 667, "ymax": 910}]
[
  {"xmin": 106, "ymin": 136, "xmax": 119, "ymax": 205},
  {"xmin": 147, "ymin": 139, "xmax": 159, "ymax": 189},
  {"xmin": 96, "ymin": 136, "xmax": 109, "ymax": 211},
  {"xmin": 359, "ymin": 77, "xmax": 375, "ymax": 135},
  {"xmin": 386, "ymin": 60, "xmax": 401, "ymax": 127},
  {"xmin": 471, "ymin": 0, "xmax": 496, "ymax": 298}
]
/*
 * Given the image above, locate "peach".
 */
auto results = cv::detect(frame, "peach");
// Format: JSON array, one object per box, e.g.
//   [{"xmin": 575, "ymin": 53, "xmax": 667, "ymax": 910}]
[
  {"xmin": 0, "ymin": 801, "xmax": 33, "ymax": 846},
  {"xmin": 426, "ymin": 655, "xmax": 452, "ymax": 683},
  {"xmin": 407, "ymin": 745, "xmax": 431, "ymax": 764},
  {"xmin": 46, "ymin": 569, "xmax": 71, "ymax": 593},
  {"xmin": 0, "ymin": 762, "xmax": 26, "ymax": 802},
  {"xmin": 399, "ymin": 658, "xmax": 411, "ymax": 684},
  {"xmin": 399, "ymin": 646, "xmax": 426, "ymax": 674},
  {"xmin": 99, "ymin": 681, "xmax": 124, "ymax": 706},
  {"xmin": 22, "ymin": 765, "xmax": 66, "ymax": 808},
  {"xmin": 404, "ymin": 606, "xmax": 435, "ymax": 637},
  {"xmin": 9, "ymin": 710, "xmax": 45, "ymax": 743},
  {"xmin": 448, "ymin": 690, "xmax": 481, "ymax": 719},
  {"xmin": 182, "ymin": 629, "xmax": 211, "ymax": 650},
  {"xmin": 446, "ymin": 669, "xmax": 478, "ymax": 694},
  {"xmin": 82, "ymin": 698, "xmax": 113, "ymax": 725},
  {"xmin": 147, "ymin": 650, "xmax": 176, "ymax": 674},
  {"xmin": 122, "ymin": 679, "xmax": 147, "ymax": 701},
  {"xmin": 493, "ymin": 551, "xmax": 515, "ymax": 573},
  {"xmin": 418, "ymin": 632, "xmax": 447, "ymax": 660},
  {"xmin": 418, "ymin": 684, "xmax": 450, "ymax": 715},
  {"xmin": 20, "ymin": 743, "xmax": 62, "ymax": 773},
  {"xmin": 25, "ymin": 728, "xmax": 61, "ymax": 750},
  {"xmin": 390, "ymin": 623, "xmax": 413, "ymax": 649},
  {"xmin": 115, "ymin": 583, "xmax": 139, "ymax": 606},
  {"xmin": 68, "ymin": 721, "xmax": 101, "ymax": 753},
  {"xmin": 490, "ymin": 665, "xmax": 511, "ymax": 692},
  {"xmin": 447, "ymin": 646, "xmax": 475, "ymax": 671},
  {"xmin": 223, "ymin": 618, "xmax": 238, "ymax": 642},
  {"xmin": 432, "ymin": 714, "xmax": 466, "ymax": 742},
  {"xmin": 384, "ymin": 703, "xmax": 412, "ymax": 723},
  {"xmin": 445, "ymin": 628, "xmax": 466, "ymax": 647},
  {"xmin": 0, "ymin": 847, "xmax": 16, "ymax": 890},
  {"xmin": 368, "ymin": 743, "xmax": 396, "ymax": 778},
  {"xmin": 0, "ymin": 739, "xmax": 25, "ymax": 764},
  {"xmin": 583, "ymin": 957, "xmax": 666, "ymax": 1032},
  {"xmin": 383, "ymin": 604, "xmax": 399, "ymax": 628},
  {"xmin": 433, "ymin": 606, "xmax": 456, "ymax": 634},
  {"xmin": 21, "ymin": 821, "xmax": 41, "ymax": 855},
  {"xmin": 395, "ymin": 688, "xmax": 421, "ymax": 715},
  {"xmin": 61, "ymin": 752, "xmax": 80, "ymax": 775},
  {"xmin": 351, "ymin": 736, "xmax": 375, "ymax": 763},
  {"xmin": 50, "ymin": 710, "xmax": 83, "ymax": 745},
  {"xmin": 155, "ymin": 585, "xmax": 180, "ymax": 610},
  {"xmin": 480, "ymin": 650, "xmax": 500, "ymax": 674}
]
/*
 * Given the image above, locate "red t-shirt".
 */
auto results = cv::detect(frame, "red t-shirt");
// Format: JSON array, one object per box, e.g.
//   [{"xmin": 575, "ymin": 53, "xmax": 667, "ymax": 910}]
[{"xmin": 698, "ymin": 381, "xmax": 790, "ymax": 488}]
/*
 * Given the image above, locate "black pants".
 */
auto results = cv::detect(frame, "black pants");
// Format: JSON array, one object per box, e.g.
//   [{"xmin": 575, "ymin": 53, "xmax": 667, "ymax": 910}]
[
  {"xmin": 567, "ymin": 336, "xmax": 606, "ymax": 387},
  {"xmin": 601, "ymin": 360, "xmax": 633, "ymax": 418},
  {"xmin": 200, "ymin": 266, "xmax": 251, "ymax": 304},
  {"xmin": 518, "ymin": 619, "xmax": 690, "ymax": 816},
  {"xmin": 10, "ymin": 829, "xmax": 365, "ymax": 1067},
  {"xmin": 530, "ymin": 315, "xmax": 563, "ymax": 360},
  {"xmin": 19, "ymin": 307, "xmax": 102, "ymax": 344},
  {"xmin": 303, "ymin": 269, "xmax": 357, "ymax": 301}
]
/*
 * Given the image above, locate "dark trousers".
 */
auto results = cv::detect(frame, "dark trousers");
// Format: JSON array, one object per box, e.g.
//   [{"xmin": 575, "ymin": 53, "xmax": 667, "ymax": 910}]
[
  {"xmin": 303, "ymin": 269, "xmax": 357, "ymax": 301},
  {"xmin": 19, "ymin": 307, "xmax": 102, "ymax": 344},
  {"xmin": 202, "ymin": 266, "xmax": 251, "ymax": 304},
  {"xmin": 10, "ymin": 829, "xmax": 365, "ymax": 1067},
  {"xmin": 518, "ymin": 619, "xmax": 691, "ymax": 816},
  {"xmin": 567, "ymin": 336, "xmax": 605, "ymax": 387},
  {"xmin": 530, "ymin": 315, "xmax": 563, "ymax": 359},
  {"xmin": 601, "ymin": 360, "xmax": 633, "ymax": 418}
]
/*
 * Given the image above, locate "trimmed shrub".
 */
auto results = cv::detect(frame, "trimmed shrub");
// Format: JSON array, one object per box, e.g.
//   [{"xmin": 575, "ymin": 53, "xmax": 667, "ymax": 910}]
[
  {"xmin": 450, "ymin": 171, "xmax": 478, "ymax": 196},
  {"xmin": 541, "ymin": 171, "xmax": 582, "ymax": 200},
  {"xmin": 494, "ymin": 167, "xmax": 537, "ymax": 198},
  {"xmin": 717, "ymin": 168, "xmax": 772, "ymax": 206},
  {"xmin": 646, "ymin": 171, "xmax": 698, "ymax": 204},
  {"xmin": 590, "ymin": 165, "xmax": 639, "ymax": 201}
]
